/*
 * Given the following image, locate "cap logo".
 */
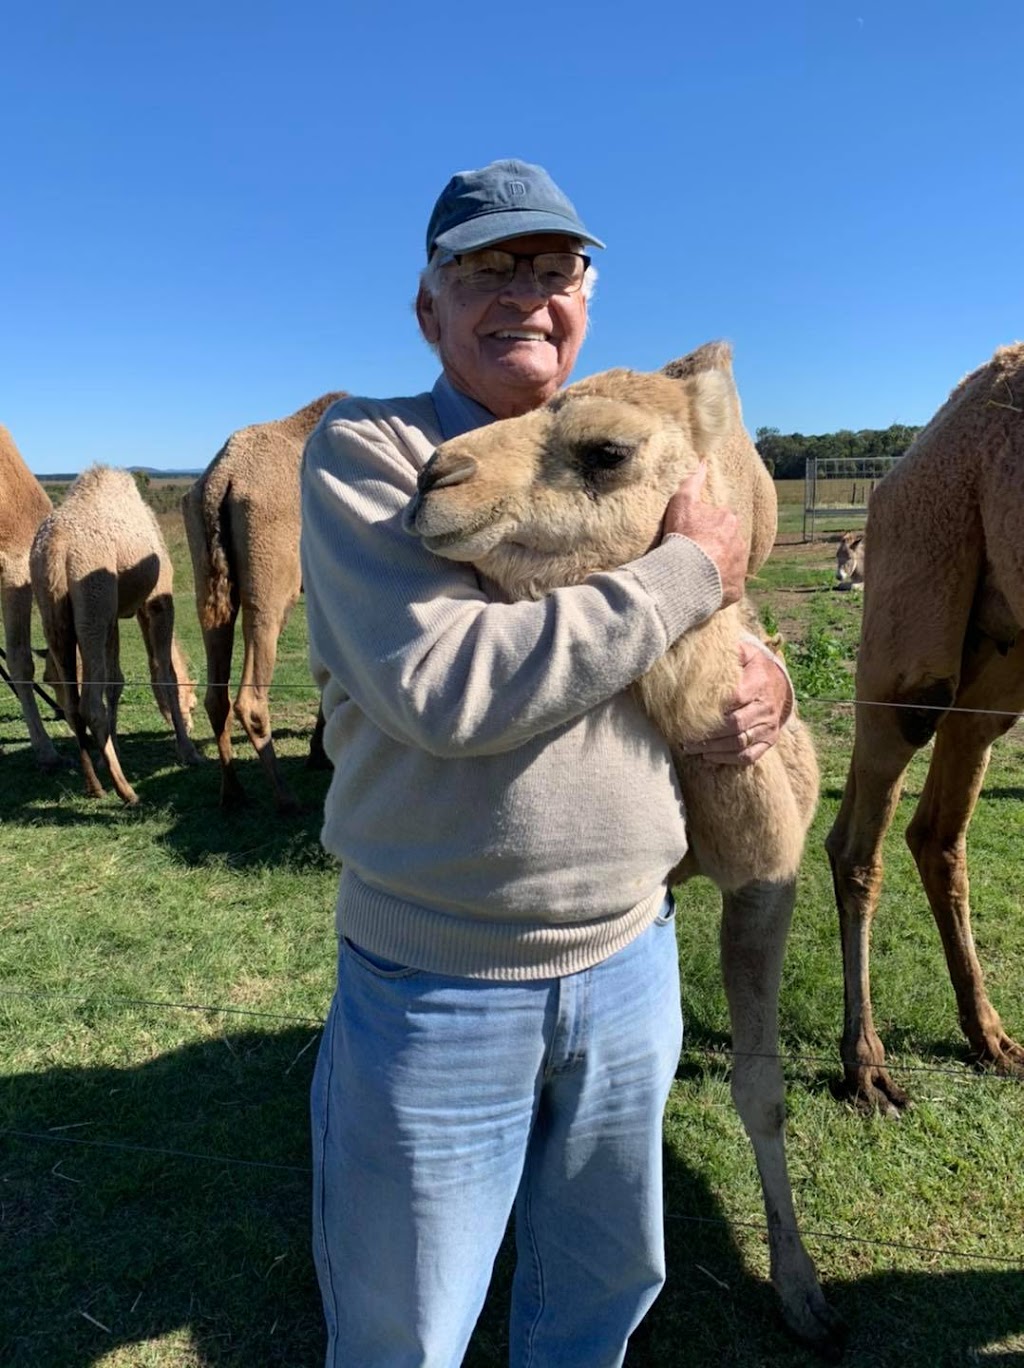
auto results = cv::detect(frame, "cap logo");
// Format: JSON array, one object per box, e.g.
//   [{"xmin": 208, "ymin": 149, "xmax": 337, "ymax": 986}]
[{"xmin": 507, "ymin": 179, "xmax": 527, "ymax": 197}]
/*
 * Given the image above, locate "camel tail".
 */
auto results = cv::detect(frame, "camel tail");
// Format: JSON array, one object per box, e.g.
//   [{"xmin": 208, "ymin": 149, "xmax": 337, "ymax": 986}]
[{"xmin": 182, "ymin": 458, "xmax": 235, "ymax": 631}]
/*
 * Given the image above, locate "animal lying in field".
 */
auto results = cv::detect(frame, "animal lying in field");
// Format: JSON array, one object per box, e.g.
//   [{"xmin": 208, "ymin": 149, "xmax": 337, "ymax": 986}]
[
  {"xmin": 30, "ymin": 465, "xmax": 200, "ymax": 805},
  {"xmin": 834, "ymin": 531, "xmax": 864, "ymax": 590},
  {"xmin": 0, "ymin": 424, "xmax": 62, "ymax": 768},
  {"xmin": 181, "ymin": 392, "xmax": 345, "ymax": 813},
  {"xmin": 404, "ymin": 342, "xmax": 842, "ymax": 1355},
  {"xmin": 827, "ymin": 342, "xmax": 1024, "ymax": 1112}
]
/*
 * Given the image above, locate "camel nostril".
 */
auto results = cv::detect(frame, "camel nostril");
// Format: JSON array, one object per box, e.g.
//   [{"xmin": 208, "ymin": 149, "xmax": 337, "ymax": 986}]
[{"xmin": 418, "ymin": 454, "xmax": 478, "ymax": 495}]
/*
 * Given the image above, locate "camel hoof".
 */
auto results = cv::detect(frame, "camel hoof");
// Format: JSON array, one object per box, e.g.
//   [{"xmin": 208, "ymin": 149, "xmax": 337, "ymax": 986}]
[
  {"xmin": 836, "ymin": 1066, "xmax": 909, "ymax": 1117},
  {"xmin": 978, "ymin": 1038, "xmax": 1024, "ymax": 1080},
  {"xmin": 780, "ymin": 1291, "xmax": 847, "ymax": 1361}
]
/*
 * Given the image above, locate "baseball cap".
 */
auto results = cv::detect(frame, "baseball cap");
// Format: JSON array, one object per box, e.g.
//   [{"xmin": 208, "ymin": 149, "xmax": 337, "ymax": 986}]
[{"xmin": 425, "ymin": 159, "xmax": 605, "ymax": 259}]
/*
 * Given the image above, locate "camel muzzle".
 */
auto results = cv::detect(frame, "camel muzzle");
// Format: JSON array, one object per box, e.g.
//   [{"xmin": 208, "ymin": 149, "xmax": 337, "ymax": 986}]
[{"xmin": 404, "ymin": 453, "xmax": 480, "ymax": 533}]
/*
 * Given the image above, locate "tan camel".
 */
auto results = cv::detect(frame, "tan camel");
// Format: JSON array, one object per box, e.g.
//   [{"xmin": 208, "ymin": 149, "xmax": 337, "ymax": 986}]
[
  {"xmin": 404, "ymin": 343, "xmax": 842, "ymax": 1355},
  {"xmin": 181, "ymin": 392, "xmax": 346, "ymax": 813},
  {"xmin": 826, "ymin": 342, "xmax": 1024, "ymax": 1112},
  {"xmin": 31, "ymin": 465, "xmax": 200, "ymax": 805},
  {"xmin": 834, "ymin": 531, "xmax": 864, "ymax": 590},
  {"xmin": 0, "ymin": 424, "xmax": 62, "ymax": 768}
]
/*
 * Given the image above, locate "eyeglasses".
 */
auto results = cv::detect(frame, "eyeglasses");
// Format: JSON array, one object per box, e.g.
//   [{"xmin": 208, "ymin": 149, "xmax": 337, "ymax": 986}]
[{"xmin": 444, "ymin": 249, "xmax": 590, "ymax": 296}]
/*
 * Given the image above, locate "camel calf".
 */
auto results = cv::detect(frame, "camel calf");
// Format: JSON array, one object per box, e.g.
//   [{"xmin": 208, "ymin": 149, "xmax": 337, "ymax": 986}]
[
  {"xmin": 0, "ymin": 424, "xmax": 61, "ymax": 768},
  {"xmin": 834, "ymin": 531, "xmax": 864, "ymax": 590},
  {"xmin": 31, "ymin": 465, "xmax": 200, "ymax": 805},
  {"xmin": 182, "ymin": 392, "xmax": 345, "ymax": 813},
  {"xmin": 826, "ymin": 342, "xmax": 1024, "ymax": 1112},
  {"xmin": 404, "ymin": 344, "xmax": 841, "ymax": 1355}
]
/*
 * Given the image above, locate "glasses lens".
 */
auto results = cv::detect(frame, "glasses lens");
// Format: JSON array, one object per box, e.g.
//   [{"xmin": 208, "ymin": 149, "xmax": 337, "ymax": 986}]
[
  {"xmin": 532, "ymin": 253, "xmax": 587, "ymax": 294},
  {"xmin": 455, "ymin": 251, "xmax": 516, "ymax": 292},
  {"xmin": 453, "ymin": 251, "xmax": 589, "ymax": 294}
]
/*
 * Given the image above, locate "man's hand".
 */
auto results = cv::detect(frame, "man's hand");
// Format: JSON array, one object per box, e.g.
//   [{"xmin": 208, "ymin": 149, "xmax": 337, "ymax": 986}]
[
  {"xmin": 682, "ymin": 638, "xmax": 793, "ymax": 766},
  {"xmin": 662, "ymin": 462, "xmax": 747, "ymax": 607}
]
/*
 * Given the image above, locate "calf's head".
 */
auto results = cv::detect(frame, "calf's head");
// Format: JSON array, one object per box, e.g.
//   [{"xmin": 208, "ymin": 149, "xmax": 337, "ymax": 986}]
[{"xmin": 404, "ymin": 361, "xmax": 735, "ymax": 596}]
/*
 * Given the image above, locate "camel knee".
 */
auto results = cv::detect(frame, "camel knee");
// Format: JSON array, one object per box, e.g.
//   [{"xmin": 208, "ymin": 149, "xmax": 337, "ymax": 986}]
[
  {"xmin": 4, "ymin": 638, "xmax": 34, "ymax": 681},
  {"xmin": 893, "ymin": 678, "xmax": 956, "ymax": 748},
  {"xmin": 233, "ymin": 694, "xmax": 270, "ymax": 740},
  {"xmin": 79, "ymin": 684, "xmax": 108, "ymax": 741},
  {"xmin": 828, "ymin": 838, "xmax": 884, "ymax": 916}
]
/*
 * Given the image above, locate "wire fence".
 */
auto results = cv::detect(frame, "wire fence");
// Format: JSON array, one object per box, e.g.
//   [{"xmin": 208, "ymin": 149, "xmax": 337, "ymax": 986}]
[
  {"xmin": 2, "ymin": 980, "xmax": 1022, "ymax": 1274},
  {"xmin": 3, "ymin": 651, "xmax": 1023, "ymax": 1287}
]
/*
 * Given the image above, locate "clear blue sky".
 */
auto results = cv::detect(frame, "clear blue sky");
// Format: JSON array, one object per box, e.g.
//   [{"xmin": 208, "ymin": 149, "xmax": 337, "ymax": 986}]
[{"xmin": 3, "ymin": 1, "xmax": 1022, "ymax": 474}]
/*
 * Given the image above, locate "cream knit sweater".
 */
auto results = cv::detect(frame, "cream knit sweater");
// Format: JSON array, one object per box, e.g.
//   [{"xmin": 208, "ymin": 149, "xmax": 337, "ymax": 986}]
[{"xmin": 299, "ymin": 387, "xmax": 724, "ymax": 980}]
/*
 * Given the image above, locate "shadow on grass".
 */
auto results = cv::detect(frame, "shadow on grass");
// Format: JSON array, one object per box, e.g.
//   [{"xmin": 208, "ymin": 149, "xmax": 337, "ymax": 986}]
[
  {"xmin": 0, "ymin": 1027, "xmax": 323, "ymax": 1368},
  {"xmin": 3, "ymin": 1027, "xmax": 1022, "ymax": 1368},
  {"xmin": 0, "ymin": 734, "xmax": 335, "ymax": 872}
]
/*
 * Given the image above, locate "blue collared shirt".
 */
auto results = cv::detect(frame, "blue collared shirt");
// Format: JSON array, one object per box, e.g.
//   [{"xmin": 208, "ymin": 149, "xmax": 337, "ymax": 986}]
[{"xmin": 431, "ymin": 373, "xmax": 495, "ymax": 441}]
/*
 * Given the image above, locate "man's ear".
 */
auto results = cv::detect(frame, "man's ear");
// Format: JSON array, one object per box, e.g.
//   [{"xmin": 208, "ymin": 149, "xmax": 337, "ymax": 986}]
[{"xmin": 416, "ymin": 284, "xmax": 440, "ymax": 345}]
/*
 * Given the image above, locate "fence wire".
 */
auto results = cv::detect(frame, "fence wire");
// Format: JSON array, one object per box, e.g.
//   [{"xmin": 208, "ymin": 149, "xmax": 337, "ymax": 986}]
[
  {"xmin": 3, "ymin": 677, "xmax": 1023, "ymax": 724},
  {"xmin": 1, "ymin": 1125, "xmax": 1020, "ymax": 1269},
  {"xmin": 3, "ymin": 631, "xmax": 1023, "ymax": 1286},
  {"xmin": 2, "ymin": 984, "xmax": 1022, "ymax": 1090}
]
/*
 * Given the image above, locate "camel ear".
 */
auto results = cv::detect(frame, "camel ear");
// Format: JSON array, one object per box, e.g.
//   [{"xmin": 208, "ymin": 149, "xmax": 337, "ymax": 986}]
[
  {"xmin": 684, "ymin": 366, "xmax": 735, "ymax": 456},
  {"xmin": 661, "ymin": 340, "xmax": 734, "ymax": 380}
]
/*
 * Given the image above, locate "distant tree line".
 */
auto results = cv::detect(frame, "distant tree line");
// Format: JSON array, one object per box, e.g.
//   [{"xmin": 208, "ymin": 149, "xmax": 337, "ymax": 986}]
[{"xmin": 754, "ymin": 423, "xmax": 922, "ymax": 479}]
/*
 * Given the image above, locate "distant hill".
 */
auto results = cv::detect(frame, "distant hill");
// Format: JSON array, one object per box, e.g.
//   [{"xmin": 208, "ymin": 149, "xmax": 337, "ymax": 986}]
[{"xmin": 37, "ymin": 467, "xmax": 202, "ymax": 483}]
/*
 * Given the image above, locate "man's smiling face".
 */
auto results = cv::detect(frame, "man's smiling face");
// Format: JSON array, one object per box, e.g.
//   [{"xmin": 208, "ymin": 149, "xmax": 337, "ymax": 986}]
[{"xmin": 416, "ymin": 233, "xmax": 589, "ymax": 420}]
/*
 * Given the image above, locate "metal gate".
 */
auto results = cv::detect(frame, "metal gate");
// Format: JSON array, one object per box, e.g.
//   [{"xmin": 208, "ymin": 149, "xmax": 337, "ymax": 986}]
[{"xmin": 803, "ymin": 456, "xmax": 902, "ymax": 541}]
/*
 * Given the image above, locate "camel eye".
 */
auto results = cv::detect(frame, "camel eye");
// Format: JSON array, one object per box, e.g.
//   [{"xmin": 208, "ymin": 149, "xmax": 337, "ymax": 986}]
[{"xmin": 578, "ymin": 440, "xmax": 634, "ymax": 471}]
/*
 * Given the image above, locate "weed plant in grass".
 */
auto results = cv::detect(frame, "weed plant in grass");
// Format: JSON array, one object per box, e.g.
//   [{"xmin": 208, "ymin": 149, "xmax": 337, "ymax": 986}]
[{"xmin": 1, "ymin": 493, "xmax": 1023, "ymax": 1365}]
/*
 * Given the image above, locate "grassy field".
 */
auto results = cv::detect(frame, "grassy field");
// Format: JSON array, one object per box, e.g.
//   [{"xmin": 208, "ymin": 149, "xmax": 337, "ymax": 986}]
[{"xmin": 1, "ymin": 486, "xmax": 1022, "ymax": 1367}]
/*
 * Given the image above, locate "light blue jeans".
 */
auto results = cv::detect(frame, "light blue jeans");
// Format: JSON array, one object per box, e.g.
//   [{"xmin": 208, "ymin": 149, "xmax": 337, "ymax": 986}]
[{"xmin": 310, "ymin": 898, "xmax": 683, "ymax": 1368}]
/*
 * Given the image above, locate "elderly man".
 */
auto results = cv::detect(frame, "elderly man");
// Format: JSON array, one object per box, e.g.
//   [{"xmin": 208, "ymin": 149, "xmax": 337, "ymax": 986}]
[{"xmin": 300, "ymin": 159, "xmax": 790, "ymax": 1368}]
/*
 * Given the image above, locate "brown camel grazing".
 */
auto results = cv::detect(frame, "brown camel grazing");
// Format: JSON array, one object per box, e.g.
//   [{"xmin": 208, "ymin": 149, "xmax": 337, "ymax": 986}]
[
  {"xmin": 0, "ymin": 424, "xmax": 62, "ymax": 768},
  {"xmin": 826, "ymin": 342, "xmax": 1024, "ymax": 1113},
  {"xmin": 181, "ymin": 392, "xmax": 346, "ymax": 813},
  {"xmin": 31, "ymin": 465, "xmax": 200, "ymax": 805},
  {"xmin": 404, "ymin": 343, "xmax": 842, "ymax": 1355},
  {"xmin": 834, "ymin": 531, "xmax": 864, "ymax": 590}
]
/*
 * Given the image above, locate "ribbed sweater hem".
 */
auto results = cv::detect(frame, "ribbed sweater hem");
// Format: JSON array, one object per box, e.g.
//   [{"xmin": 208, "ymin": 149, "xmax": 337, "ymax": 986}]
[{"xmin": 334, "ymin": 869, "xmax": 669, "ymax": 981}]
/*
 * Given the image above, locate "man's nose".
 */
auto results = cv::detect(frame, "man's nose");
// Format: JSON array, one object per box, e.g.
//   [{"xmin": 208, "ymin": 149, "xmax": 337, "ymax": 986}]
[{"xmin": 497, "ymin": 262, "xmax": 546, "ymax": 308}]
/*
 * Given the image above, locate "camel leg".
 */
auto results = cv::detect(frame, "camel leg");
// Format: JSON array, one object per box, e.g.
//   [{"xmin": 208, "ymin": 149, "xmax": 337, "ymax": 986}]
[
  {"xmin": 79, "ymin": 619, "xmax": 138, "ymax": 806},
  {"xmin": 306, "ymin": 697, "xmax": 332, "ymax": 771},
  {"xmin": 137, "ymin": 599, "xmax": 202, "ymax": 766},
  {"xmin": 54, "ymin": 633, "xmax": 104, "ymax": 799},
  {"xmin": 234, "ymin": 607, "xmax": 299, "ymax": 814},
  {"xmin": 824, "ymin": 701, "xmax": 922, "ymax": 1112},
  {"xmin": 201, "ymin": 618, "xmax": 247, "ymax": 808},
  {"xmin": 720, "ymin": 879, "xmax": 845, "ymax": 1355},
  {"xmin": 1, "ymin": 576, "xmax": 61, "ymax": 769},
  {"xmin": 905, "ymin": 648, "xmax": 1024, "ymax": 1076}
]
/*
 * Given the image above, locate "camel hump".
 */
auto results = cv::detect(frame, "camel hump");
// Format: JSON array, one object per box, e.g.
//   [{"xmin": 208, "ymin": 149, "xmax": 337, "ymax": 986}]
[{"xmin": 660, "ymin": 341, "xmax": 734, "ymax": 380}]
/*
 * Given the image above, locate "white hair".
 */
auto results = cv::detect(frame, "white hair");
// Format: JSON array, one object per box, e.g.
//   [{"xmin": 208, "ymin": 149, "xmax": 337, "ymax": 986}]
[{"xmin": 415, "ymin": 240, "xmax": 597, "ymax": 353}]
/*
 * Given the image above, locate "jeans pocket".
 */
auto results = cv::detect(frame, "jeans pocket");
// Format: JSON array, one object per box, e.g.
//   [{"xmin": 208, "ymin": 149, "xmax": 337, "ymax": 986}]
[
  {"xmin": 343, "ymin": 937, "xmax": 421, "ymax": 979},
  {"xmin": 653, "ymin": 894, "xmax": 677, "ymax": 926}
]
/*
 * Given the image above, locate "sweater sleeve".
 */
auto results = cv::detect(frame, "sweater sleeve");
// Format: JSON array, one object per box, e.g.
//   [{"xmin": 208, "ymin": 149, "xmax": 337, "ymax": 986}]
[{"xmin": 300, "ymin": 409, "xmax": 723, "ymax": 759}]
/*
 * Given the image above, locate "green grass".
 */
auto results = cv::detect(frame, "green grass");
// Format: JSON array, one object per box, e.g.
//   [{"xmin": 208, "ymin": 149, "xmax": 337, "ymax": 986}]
[{"xmin": 2, "ymin": 491, "xmax": 1023, "ymax": 1366}]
